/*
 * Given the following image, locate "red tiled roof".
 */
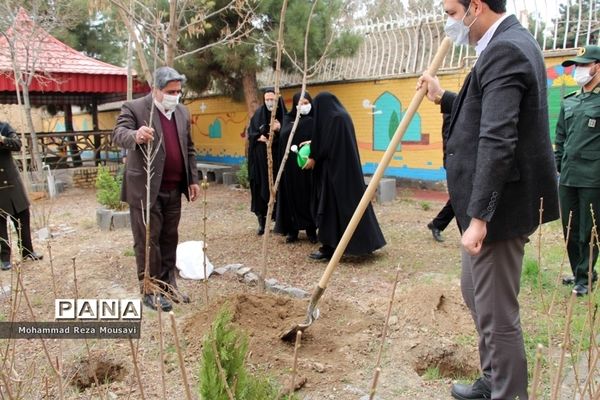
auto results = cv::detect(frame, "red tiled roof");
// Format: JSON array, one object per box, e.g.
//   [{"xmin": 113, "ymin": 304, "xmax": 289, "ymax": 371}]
[{"xmin": 0, "ymin": 8, "xmax": 148, "ymax": 95}]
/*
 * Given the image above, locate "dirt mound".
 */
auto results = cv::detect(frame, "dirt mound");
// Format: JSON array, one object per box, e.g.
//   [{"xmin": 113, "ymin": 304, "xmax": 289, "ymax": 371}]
[
  {"xmin": 390, "ymin": 284, "xmax": 479, "ymax": 378},
  {"xmin": 182, "ymin": 292, "xmax": 381, "ymax": 389}
]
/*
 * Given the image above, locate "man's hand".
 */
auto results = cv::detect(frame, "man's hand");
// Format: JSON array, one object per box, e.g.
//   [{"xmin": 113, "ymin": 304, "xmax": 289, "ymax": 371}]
[
  {"xmin": 303, "ymin": 158, "xmax": 315, "ymax": 170},
  {"xmin": 416, "ymin": 72, "xmax": 444, "ymax": 103},
  {"xmin": 135, "ymin": 126, "xmax": 154, "ymax": 144},
  {"xmin": 273, "ymin": 119, "xmax": 281, "ymax": 132},
  {"xmin": 258, "ymin": 135, "xmax": 268, "ymax": 143},
  {"xmin": 189, "ymin": 184, "xmax": 200, "ymax": 202},
  {"xmin": 461, "ymin": 218, "xmax": 487, "ymax": 256}
]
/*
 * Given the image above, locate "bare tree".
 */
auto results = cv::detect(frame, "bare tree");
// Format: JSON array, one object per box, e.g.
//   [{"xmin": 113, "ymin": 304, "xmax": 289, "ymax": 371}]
[
  {"xmin": 103, "ymin": 0, "xmax": 256, "ymax": 86},
  {"xmin": 0, "ymin": 1, "xmax": 77, "ymax": 179}
]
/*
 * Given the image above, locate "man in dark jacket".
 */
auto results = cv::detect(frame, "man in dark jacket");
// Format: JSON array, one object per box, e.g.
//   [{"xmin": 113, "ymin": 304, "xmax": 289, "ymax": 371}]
[
  {"xmin": 0, "ymin": 122, "xmax": 43, "ymax": 270},
  {"xmin": 419, "ymin": 0, "xmax": 559, "ymax": 398},
  {"xmin": 113, "ymin": 67, "xmax": 200, "ymax": 312}
]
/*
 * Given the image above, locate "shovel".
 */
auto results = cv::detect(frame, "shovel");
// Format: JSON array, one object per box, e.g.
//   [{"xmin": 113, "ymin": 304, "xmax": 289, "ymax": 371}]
[{"xmin": 280, "ymin": 37, "xmax": 453, "ymax": 341}]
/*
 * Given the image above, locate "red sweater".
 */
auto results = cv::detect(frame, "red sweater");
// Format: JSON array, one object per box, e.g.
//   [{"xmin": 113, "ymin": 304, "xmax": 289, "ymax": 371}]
[{"xmin": 158, "ymin": 112, "xmax": 185, "ymax": 191}]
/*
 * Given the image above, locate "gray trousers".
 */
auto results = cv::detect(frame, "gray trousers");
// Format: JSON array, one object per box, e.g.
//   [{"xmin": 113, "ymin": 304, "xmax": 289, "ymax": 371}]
[{"xmin": 461, "ymin": 235, "xmax": 529, "ymax": 400}]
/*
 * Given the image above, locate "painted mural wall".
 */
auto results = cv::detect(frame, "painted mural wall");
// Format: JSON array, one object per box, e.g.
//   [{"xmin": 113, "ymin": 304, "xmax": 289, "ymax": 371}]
[{"xmin": 50, "ymin": 55, "xmax": 577, "ymax": 183}]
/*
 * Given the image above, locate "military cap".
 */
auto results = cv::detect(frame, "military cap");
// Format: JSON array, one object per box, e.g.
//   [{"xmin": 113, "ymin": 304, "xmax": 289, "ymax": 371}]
[{"xmin": 562, "ymin": 45, "xmax": 600, "ymax": 67}]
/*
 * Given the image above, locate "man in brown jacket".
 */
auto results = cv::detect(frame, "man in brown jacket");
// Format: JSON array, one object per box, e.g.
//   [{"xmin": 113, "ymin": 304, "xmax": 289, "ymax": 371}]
[
  {"xmin": 113, "ymin": 67, "xmax": 200, "ymax": 312},
  {"xmin": 0, "ymin": 121, "xmax": 43, "ymax": 270}
]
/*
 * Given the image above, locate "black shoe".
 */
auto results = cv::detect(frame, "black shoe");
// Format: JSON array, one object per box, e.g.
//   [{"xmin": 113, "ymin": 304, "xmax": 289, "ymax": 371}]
[
  {"xmin": 308, "ymin": 251, "xmax": 331, "ymax": 261},
  {"xmin": 143, "ymin": 294, "xmax": 173, "ymax": 312},
  {"xmin": 1, "ymin": 261, "xmax": 11, "ymax": 271},
  {"xmin": 427, "ymin": 222, "xmax": 444, "ymax": 242},
  {"xmin": 23, "ymin": 252, "xmax": 43, "ymax": 261},
  {"xmin": 574, "ymin": 284, "xmax": 590, "ymax": 297},
  {"xmin": 257, "ymin": 215, "xmax": 266, "ymax": 235},
  {"xmin": 562, "ymin": 276, "xmax": 575, "ymax": 286},
  {"xmin": 451, "ymin": 378, "xmax": 491, "ymax": 400},
  {"xmin": 307, "ymin": 235, "xmax": 318, "ymax": 244},
  {"xmin": 286, "ymin": 234, "xmax": 298, "ymax": 243}
]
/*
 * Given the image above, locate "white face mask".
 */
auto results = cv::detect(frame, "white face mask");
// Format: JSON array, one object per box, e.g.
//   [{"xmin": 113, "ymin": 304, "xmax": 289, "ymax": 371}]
[
  {"xmin": 162, "ymin": 93, "xmax": 180, "ymax": 111},
  {"xmin": 444, "ymin": 5, "xmax": 477, "ymax": 46},
  {"xmin": 265, "ymin": 100, "xmax": 275, "ymax": 112},
  {"xmin": 298, "ymin": 103, "xmax": 311, "ymax": 115},
  {"xmin": 574, "ymin": 65, "xmax": 595, "ymax": 87}
]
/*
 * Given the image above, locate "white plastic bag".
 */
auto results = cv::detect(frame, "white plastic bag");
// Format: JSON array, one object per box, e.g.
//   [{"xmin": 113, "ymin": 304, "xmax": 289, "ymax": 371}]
[{"xmin": 175, "ymin": 241, "xmax": 214, "ymax": 280}]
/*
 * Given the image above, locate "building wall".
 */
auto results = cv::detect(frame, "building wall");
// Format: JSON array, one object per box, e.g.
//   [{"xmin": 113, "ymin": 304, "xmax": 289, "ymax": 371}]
[{"xmin": 42, "ymin": 54, "xmax": 577, "ymax": 183}]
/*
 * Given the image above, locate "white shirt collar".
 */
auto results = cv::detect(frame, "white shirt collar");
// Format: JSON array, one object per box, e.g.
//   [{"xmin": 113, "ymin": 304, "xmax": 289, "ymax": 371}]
[
  {"xmin": 475, "ymin": 13, "xmax": 510, "ymax": 56},
  {"xmin": 153, "ymin": 98, "xmax": 174, "ymax": 120}
]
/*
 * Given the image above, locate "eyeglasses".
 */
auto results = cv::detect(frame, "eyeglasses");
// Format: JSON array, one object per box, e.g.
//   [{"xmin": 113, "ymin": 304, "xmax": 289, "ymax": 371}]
[{"xmin": 163, "ymin": 89, "xmax": 183, "ymax": 95}]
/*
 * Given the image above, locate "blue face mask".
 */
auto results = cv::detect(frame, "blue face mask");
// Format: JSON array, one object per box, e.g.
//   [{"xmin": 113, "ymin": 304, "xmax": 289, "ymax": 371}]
[{"xmin": 444, "ymin": 4, "xmax": 477, "ymax": 46}]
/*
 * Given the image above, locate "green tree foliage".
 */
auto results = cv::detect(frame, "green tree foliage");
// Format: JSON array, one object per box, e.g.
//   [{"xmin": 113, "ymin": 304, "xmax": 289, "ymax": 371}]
[
  {"xmin": 179, "ymin": 0, "xmax": 361, "ymax": 100},
  {"xmin": 199, "ymin": 307, "xmax": 298, "ymax": 400},
  {"xmin": 95, "ymin": 166, "xmax": 125, "ymax": 210},
  {"xmin": 551, "ymin": 0, "xmax": 600, "ymax": 48},
  {"xmin": 54, "ymin": 5, "xmax": 128, "ymax": 67}
]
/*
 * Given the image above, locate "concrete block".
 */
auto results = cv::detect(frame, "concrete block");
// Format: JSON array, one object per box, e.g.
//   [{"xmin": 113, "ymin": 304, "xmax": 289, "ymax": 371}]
[
  {"xmin": 96, "ymin": 208, "xmax": 112, "ymax": 231},
  {"xmin": 222, "ymin": 171, "xmax": 237, "ymax": 185},
  {"xmin": 111, "ymin": 211, "xmax": 131, "ymax": 229},
  {"xmin": 364, "ymin": 176, "xmax": 396, "ymax": 204}
]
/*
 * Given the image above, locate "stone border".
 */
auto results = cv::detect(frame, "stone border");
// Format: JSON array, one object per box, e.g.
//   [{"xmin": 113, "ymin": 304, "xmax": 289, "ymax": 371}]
[{"xmin": 213, "ymin": 263, "xmax": 309, "ymax": 299}]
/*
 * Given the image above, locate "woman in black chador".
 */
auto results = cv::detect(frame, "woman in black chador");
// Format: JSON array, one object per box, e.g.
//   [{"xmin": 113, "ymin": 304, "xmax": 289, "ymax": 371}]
[
  {"xmin": 247, "ymin": 88, "xmax": 286, "ymax": 234},
  {"xmin": 274, "ymin": 91, "xmax": 318, "ymax": 243},
  {"xmin": 304, "ymin": 92, "xmax": 386, "ymax": 260}
]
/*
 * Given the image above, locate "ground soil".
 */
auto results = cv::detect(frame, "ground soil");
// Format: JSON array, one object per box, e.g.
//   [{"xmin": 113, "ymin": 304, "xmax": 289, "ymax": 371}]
[{"xmin": 0, "ymin": 183, "xmax": 544, "ymax": 399}]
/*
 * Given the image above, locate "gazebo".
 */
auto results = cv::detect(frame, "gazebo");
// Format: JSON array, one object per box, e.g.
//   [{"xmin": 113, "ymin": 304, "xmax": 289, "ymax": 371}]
[{"xmin": 0, "ymin": 8, "xmax": 149, "ymax": 167}]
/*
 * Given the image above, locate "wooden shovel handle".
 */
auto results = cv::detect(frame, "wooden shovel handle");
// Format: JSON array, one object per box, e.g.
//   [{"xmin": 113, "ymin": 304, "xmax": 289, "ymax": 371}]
[{"xmin": 317, "ymin": 37, "xmax": 453, "ymax": 289}]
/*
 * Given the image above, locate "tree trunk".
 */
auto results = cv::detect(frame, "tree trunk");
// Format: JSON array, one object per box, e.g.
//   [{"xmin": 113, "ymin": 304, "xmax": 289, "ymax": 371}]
[
  {"xmin": 166, "ymin": 0, "xmax": 178, "ymax": 67},
  {"xmin": 21, "ymin": 84, "xmax": 43, "ymax": 179},
  {"xmin": 242, "ymin": 71, "xmax": 260, "ymax": 118}
]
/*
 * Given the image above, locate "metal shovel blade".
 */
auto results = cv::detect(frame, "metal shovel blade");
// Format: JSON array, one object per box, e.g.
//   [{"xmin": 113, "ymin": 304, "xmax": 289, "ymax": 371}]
[{"xmin": 280, "ymin": 290, "xmax": 322, "ymax": 341}]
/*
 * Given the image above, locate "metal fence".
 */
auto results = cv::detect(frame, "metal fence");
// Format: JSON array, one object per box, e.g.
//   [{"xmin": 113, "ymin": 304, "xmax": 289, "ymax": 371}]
[{"xmin": 258, "ymin": 0, "xmax": 600, "ymax": 86}]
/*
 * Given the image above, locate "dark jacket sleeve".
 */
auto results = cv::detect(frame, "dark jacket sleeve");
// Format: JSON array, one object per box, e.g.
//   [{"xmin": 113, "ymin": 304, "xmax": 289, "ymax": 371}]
[
  {"xmin": 467, "ymin": 40, "xmax": 529, "ymax": 222},
  {"xmin": 0, "ymin": 122, "xmax": 22, "ymax": 152},
  {"xmin": 554, "ymin": 105, "xmax": 566, "ymax": 173},
  {"xmin": 440, "ymin": 91, "xmax": 456, "ymax": 115},
  {"xmin": 113, "ymin": 102, "xmax": 140, "ymax": 151}
]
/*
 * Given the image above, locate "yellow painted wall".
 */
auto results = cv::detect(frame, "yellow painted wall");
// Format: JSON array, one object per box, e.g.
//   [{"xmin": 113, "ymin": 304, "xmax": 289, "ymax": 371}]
[{"xmin": 43, "ymin": 54, "xmax": 577, "ymax": 182}]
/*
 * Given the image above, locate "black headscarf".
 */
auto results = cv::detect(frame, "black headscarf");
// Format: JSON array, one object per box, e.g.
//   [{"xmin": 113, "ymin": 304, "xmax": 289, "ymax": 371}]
[
  {"xmin": 247, "ymin": 90, "xmax": 287, "ymax": 216},
  {"xmin": 274, "ymin": 91, "xmax": 316, "ymax": 235},
  {"xmin": 310, "ymin": 92, "xmax": 386, "ymax": 255}
]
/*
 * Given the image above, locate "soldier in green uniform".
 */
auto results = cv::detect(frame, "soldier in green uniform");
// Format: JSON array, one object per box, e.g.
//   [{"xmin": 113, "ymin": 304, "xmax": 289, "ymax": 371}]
[{"xmin": 555, "ymin": 45, "xmax": 600, "ymax": 296}]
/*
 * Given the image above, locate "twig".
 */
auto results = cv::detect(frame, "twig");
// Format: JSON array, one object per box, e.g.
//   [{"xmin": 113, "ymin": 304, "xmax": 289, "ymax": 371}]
[
  {"xmin": 46, "ymin": 240, "xmax": 57, "ymax": 298},
  {"xmin": 201, "ymin": 176, "xmax": 210, "ymax": 304},
  {"xmin": 289, "ymin": 330, "xmax": 302, "ymax": 396},
  {"xmin": 369, "ymin": 267, "xmax": 402, "ymax": 399},
  {"xmin": 530, "ymin": 344, "xmax": 544, "ymax": 400},
  {"xmin": 537, "ymin": 198, "xmax": 547, "ymax": 312},
  {"xmin": 16, "ymin": 272, "xmax": 64, "ymax": 399},
  {"xmin": 550, "ymin": 290, "xmax": 577, "ymax": 400},
  {"xmin": 157, "ymin": 302, "xmax": 167, "ymax": 399},
  {"xmin": 128, "ymin": 338, "xmax": 146, "ymax": 400},
  {"xmin": 259, "ymin": 0, "xmax": 289, "ymax": 291},
  {"xmin": 169, "ymin": 312, "xmax": 192, "ymax": 400}
]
